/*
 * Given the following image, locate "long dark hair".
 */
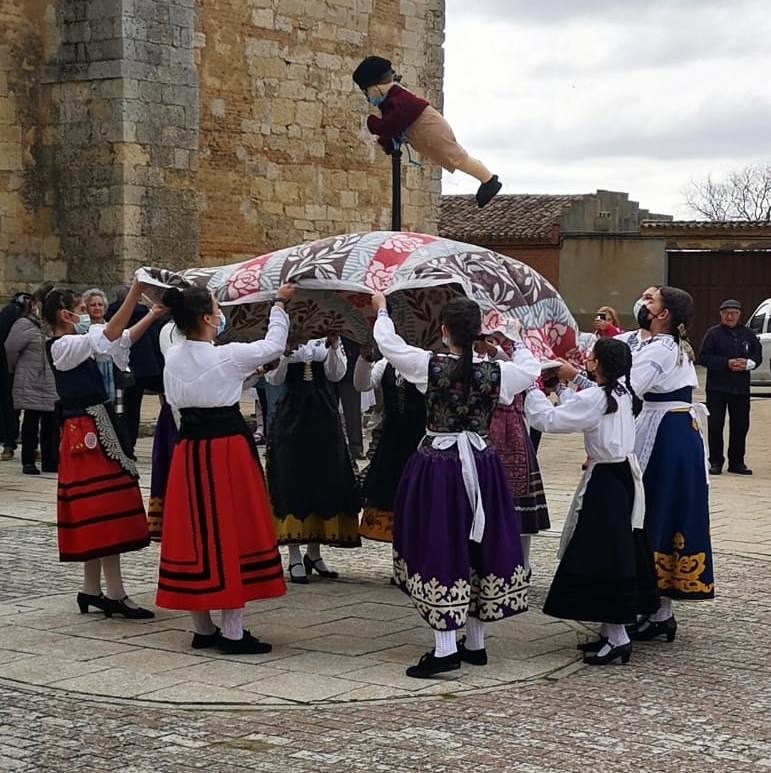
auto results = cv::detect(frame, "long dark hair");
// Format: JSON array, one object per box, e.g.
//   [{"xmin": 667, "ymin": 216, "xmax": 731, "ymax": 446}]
[
  {"xmin": 593, "ymin": 337, "xmax": 637, "ymax": 415},
  {"xmin": 659, "ymin": 286, "xmax": 695, "ymax": 361},
  {"xmin": 441, "ymin": 297, "xmax": 482, "ymax": 397},
  {"xmin": 162, "ymin": 286, "xmax": 213, "ymax": 336},
  {"xmin": 42, "ymin": 287, "xmax": 78, "ymax": 327}
]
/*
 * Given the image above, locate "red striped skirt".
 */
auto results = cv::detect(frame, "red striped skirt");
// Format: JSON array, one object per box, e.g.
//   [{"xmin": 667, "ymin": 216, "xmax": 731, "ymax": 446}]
[
  {"xmin": 156, "ymin": 433, "xmax": 286, "ymax": 611},
  {"xmin": 57, "ymin": 415, "xmax": 149, "ymax": 562}
]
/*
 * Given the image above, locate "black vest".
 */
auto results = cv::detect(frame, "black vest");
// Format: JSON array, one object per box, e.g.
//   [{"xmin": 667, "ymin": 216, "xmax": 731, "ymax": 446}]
[{"xmin": 46, "ymin": 338, "xmax": 108, "ymax": 410}]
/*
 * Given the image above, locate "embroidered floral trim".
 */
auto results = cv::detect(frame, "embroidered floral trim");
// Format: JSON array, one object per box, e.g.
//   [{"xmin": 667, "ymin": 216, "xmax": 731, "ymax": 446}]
[
  {"xmin": 654, "ymin": 532, "xmax": 714, "ymax": 595},
  {"xmin": 393, "ymin": 554, "xmax": 529, "ymax": 628},
  {"xmin": 85, "ymin": 404, "xmax": 138, "ymax": 478}
]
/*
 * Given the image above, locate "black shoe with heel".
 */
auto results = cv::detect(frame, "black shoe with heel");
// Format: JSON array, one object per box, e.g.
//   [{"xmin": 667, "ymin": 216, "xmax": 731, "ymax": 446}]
[
  {"xmin": 576, "ymin": 636, "xmax": 608, "ymax": 653},
  {"xmin": 101, "ymin": 596, "xmax": 155, "ymax": 619},
  {"xmin": 584, "ymin": 642, "xmax": 632, "ymax": 666},
  {"xmin": 629, "ymin": 616, "xmax": 677, "ymax": 642},
  {"xmin": 288, "ymin": 562, "xmax": 309, "ymax": 584},
  {"xmin": 303, "ymin": 554, "xmax": 338, "ymax": 579},
  {"xmin": 77, "ymin": 592, "xmax": 110, "ymax": 614}
]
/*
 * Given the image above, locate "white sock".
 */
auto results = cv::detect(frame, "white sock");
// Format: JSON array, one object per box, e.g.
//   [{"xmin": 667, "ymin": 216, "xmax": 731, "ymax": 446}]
[
  {"xmin": 605, "ymin": 623, "xmax": 630, "ymax": 647},
  {"xmin": 305, "ymin": 542, "xmax": 331, "ymax": 573},
  {"xmin": 221, "ymin": 608, "xmax": 244, "ymax": 641},
  {"xmin": 649, "ymin": 597, "xmax": 673, "ymax": 622},
  {"xmin": 465, "ymin": 616, "xmax": 485, "ymax": 651},
  {"xmin": 520, "ymin": 535, "xmax": 532, "ymax": 576},
  {"xmin": 288, "ymin": 545, "xmax": 305, "ymax": 577},
  {"xmin": 82, "ymin": 559, "xmax": 102, "ymax": 595},
  {"xmin": 434, "ymin": 630, "xmax": 458, "ymax": 658},
  {"xmin": 191, "ymin": 611, "xmax": 216, "ymax": 635}
]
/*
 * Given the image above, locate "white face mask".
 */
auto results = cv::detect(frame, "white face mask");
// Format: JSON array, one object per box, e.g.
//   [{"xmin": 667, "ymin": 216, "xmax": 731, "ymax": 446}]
[{"xmin": 632, "ymin": 298, "xmax": 645, "ymax": 322}]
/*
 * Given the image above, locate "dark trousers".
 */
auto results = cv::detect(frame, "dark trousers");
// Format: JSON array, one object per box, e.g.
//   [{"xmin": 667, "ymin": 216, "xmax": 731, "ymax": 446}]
[
  {"xmin": 336, "ymin": 381, "xmax": 363, "ymax": 456},
  {"xmin": 0, "ymin": 371, "xmax": 19, "ymax": 450},
  {"xmin": 706, "ymin": 390, "xmax": 750, "ymax": 468},
  {"xmin": 21, "ymin": 410, "xmax": 58, "ymax": 470},
  {"xmin": 121, "ymin": 375, "xmax": 161, "ymax": 454}
]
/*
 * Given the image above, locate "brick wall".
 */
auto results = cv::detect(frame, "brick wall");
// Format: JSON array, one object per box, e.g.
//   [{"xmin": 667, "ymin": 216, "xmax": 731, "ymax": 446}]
[{"xmin": 0, "ymin": 0, "xmax": 444, "ymax": 296}]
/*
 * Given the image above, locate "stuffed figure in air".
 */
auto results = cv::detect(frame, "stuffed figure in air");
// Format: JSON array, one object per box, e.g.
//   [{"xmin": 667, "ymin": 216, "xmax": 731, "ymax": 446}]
[{"xmin": 353, "ymin": 55, "xmax": 502, "ymax": 208}]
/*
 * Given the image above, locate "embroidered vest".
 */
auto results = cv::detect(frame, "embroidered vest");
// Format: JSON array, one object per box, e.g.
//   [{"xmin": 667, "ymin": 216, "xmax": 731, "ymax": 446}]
[{"xmin": 425, "ymin": 355, "xmax": 501, "ymax": 434}]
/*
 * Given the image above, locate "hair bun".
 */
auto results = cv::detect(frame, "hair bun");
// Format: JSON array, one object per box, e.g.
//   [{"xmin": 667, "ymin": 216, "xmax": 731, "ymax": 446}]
[{"xmin": 162, "ymin": 287, "xmax": 183, "ymax": 309}]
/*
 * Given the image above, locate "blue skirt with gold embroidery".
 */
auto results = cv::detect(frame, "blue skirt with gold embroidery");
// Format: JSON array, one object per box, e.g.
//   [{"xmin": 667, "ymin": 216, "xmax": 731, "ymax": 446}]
[{"xmin": 643, "ymin": 411, "xmax": 714, "ymax": 600}]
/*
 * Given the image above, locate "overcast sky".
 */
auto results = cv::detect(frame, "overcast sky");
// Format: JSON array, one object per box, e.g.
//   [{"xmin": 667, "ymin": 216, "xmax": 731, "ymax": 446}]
[{"xmin": 441, "ymin": 0, "xmax": 771, "ymax": 217}]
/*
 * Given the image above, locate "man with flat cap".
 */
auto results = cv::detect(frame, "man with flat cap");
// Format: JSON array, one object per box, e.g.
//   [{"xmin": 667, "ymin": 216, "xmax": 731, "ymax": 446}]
[{"xmin": 698, "ymin": 299, "xmax": 762, "ymax": 475}]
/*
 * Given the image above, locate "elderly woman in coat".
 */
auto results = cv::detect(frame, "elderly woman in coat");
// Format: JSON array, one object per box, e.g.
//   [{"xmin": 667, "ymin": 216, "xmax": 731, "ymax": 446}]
[{"xmin": 4, "ymin": 283, "xmax": 59, "ymax": 475}]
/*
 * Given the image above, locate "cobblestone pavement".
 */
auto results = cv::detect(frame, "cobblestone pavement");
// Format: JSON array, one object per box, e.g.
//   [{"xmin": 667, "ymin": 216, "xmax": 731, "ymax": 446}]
[{"xmin": 1, "ymin": 394, "xmax": 770, "ymax": 771}]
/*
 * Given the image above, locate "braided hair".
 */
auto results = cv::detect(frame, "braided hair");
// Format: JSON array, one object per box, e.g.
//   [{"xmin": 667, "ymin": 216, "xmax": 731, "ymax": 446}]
[
  {"xmin": 162, "ymin": 286, "xmax": 213, "ymax": 336},
  {"xmin": 593, "ymin": 337, "xmax": 637, "ymax": 415},
  {"xmin": 659, "ymin": 286, "xmax": 695, "ymax": 362},
  {"xmin": 440, "ymin": 297, "xmax": 482, "ymax": 398}
]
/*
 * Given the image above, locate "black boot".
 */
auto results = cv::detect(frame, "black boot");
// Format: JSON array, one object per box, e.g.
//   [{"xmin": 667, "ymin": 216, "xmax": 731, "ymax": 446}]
[
  {"xmin": 476, "ymin": 175, "xmax": 502, "ymax": 208},
  {"xmin": 405, "ymin": 650, "xmax": 461, "ymax": 679}
]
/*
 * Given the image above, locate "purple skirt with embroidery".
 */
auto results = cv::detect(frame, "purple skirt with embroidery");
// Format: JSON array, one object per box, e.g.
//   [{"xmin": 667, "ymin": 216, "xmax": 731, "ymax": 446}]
[{"xmin": 392, "ymin": 440, "xmax": 529, "ymax": 631}]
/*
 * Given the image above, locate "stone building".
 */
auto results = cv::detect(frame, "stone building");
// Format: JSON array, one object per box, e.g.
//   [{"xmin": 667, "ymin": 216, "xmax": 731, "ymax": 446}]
[{"xmin": 0, "ymin": 0, "xmax": 444, "ymax": 297}]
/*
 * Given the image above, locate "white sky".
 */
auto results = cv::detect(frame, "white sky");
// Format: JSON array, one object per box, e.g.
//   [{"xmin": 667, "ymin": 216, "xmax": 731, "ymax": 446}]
[{"xmin": 441, "ymin": 0, "xmax": 771, "ymax": 218}]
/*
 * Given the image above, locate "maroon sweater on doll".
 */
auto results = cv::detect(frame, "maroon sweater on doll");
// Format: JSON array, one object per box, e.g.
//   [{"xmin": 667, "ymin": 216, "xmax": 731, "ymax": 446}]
[{"xmin": 366, "ymin": 85, "xmax": 429, "ymax": 153}]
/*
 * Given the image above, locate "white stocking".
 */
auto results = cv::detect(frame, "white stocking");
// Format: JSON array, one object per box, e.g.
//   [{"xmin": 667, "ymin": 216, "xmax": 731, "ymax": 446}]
[
  {"xmin": 191, "ymin": 611, "xmax": 216, "ymax": 635},
  {"xmin": 650, "ymin": 596, "xmax": 673, "ymax": 622},
  {"xmin": 520, "ymin": 535, "xmax": 532, "ymax": 576},
  {"xmin": 465, "ymin": 616, "xmax": 485, "ymax": 651},
  {"xmin": 305, "ymin": 542, "xmax": 331, "ymax": 573},
  {"xmin": 434, "ymin": 629, "xmax": 458, "ymax": 658},
  {"xmin": 287, "ymin": 545, "xmax": 305, "ymax": 578},
  {"xmin": 221, "ymin": 608, "xmax": 244, "ymax": 641},
  {"xmin": 605, "ymin": 623, "xmax": 630, "ymax": 647},
  {"xmin": 101, "ymin": 554, "xmax": 128, "ymax": 601},
  {"xmin": 82, "ymin": 559, "xmax": 102, "ymax": 595}
]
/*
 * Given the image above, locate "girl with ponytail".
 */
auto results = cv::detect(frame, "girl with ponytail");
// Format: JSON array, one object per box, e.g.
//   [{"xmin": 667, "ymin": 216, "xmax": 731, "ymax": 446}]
[
  {"xmin": 373, "ymin": 292, "xmax": 540, "ymax": 679},
  {"xmin": 525, "ymin": 337, "xmax": 658, "ymax": 665},
  {"xmin": 627, "ymin": 285, "xmax": 713, "ymax": 642}
]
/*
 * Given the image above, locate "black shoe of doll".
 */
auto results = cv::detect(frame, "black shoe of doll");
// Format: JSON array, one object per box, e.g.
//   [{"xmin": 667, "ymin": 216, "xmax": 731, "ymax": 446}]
[{"xmin": 476, "ymin": 175, "xmax": 502, "ymax": 208}]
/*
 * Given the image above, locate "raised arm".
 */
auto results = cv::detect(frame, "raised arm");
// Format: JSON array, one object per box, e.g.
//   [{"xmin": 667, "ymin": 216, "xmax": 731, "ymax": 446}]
[
  {"xmin": 497, "ymin": 342, "xmax": 540, "ymax": 404},
  {"xmin": 324, "ymin": 336, "xmax": 347, "ymax": 383},
  {"xmin": 525, "ymin": 386, "xmax": 605, "ymax": 434},
  {"xmin": 103, "ymin": 279, "xmax": 143, "ymax": 342},
  {"xmin": 220, "ymin": 305, "xmax": 291, "ymax": 376},
  {"xmin": 372, "ymin": 305, "xmax": 431, "ymax": 393}
]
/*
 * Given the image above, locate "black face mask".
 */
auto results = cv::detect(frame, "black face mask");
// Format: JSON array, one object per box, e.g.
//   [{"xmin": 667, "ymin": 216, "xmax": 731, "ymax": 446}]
[{"xmin": 637, "ymin": 304, "xmax": 653, "ymax": 331}]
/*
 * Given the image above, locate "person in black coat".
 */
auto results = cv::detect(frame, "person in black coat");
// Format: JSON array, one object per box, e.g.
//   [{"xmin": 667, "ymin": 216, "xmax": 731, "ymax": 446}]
[
  {"xmin": 105, "ymin": 289, "xmax": 164, "ymax": 455},
  {"xmin": 0, "ymin": 292, "xmax": 31, "ymax": 460},
  {"xmin": 698, "ymin": 298, "xmax": 762, "ymax": 475}
]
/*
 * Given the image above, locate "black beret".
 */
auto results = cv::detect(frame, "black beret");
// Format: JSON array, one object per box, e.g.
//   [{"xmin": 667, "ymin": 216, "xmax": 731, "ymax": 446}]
[
  {"xmin": 353, "ymin": 56, "xmax": 393, "ymax": 90},
  {"xmin": 719, "ymin": 299, "xmax": 741, "ymax": 311}
]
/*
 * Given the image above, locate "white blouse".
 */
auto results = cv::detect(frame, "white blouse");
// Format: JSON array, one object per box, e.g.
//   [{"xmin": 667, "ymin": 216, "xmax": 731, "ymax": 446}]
[
  {"xmin": 373, "ymin": 313, "xmax": 540, "ymax": 403},
  {"xmin": 159, "ymin": 320, "xmax": 185, "ymax": 356},
  {"xmin": 353, "ymin": 357, "xmax": 388, "ymax": 392},
  {"xmin": 630, "ymin": 334, "xmax": 698, "ymax": 396},
  {"xmin": 614, "ymin": 329, "xmax": 649, "ymax": 353},
  {"xmin": 50, "ymin": 325, "xmax": 132, "ymax": 373},
  {"xmin": 264, "ymin": 338, "xmax": 347, "ymax": 386},
  {"xmin": 526, "ymin": 385, "xmax": 636, "ymax": 461},
  {"xmin": 164, "ymin": 306, "xmax": 289, "ymax": 409}
]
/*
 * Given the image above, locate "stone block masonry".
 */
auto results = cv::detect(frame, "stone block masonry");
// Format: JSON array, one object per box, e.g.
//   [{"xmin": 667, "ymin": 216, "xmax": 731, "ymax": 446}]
[{"xmin": 0, "ymin": 0, "xmax": 444, "ymax": 296}]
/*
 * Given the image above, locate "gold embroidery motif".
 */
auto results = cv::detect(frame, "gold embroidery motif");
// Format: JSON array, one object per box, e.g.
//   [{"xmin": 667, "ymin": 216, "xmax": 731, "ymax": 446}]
[
  {"xmin": 654, "ymin": 532, "xmax": 714, "ymax": 594},
  {"xmin": 359, "ymin": 506, "xmax": 393, "ymax": 542}
]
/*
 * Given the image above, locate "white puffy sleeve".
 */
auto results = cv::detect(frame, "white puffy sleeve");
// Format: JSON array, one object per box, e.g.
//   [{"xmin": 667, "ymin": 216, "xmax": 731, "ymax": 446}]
[
  {"xmin": 630, "ymin": 338, "xmax": 676, "ymax": 395},
  {"xmin": 525, "ymin": 386, "xmax": 606, "ymax": 434},
  {"xmin": 217, "ymin": 306, "xmax": 290, "ymax": 377},
  {"xmin": 354, "ymin": 357, "xmax": 386, "ymax": 392},
  {"xmin": 373, "ymin": 312, "xmax": 431, "ymax": 393},
  {"xmin": 50, "ymin": 325, "xmax": 132, "ymax": 372},
  {"xmin": 324, "ymin": 341, "xmax": 347, "ymax": 383},
  {"xmin": 497, "ymin": 343, "xmax": 540, "ymax": 405}
]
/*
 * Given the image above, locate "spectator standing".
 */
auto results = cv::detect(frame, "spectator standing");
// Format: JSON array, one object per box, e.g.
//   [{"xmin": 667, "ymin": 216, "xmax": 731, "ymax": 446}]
[
  {"xmin": 4, "ymin": 284, "xmax": 59, "ymax": 474},
  {"xmin": 0, "ymin": 292, "xmax": 30, "ymax": 460},
  {"xmin": 698, "ymin": 299, "xmax": 762, "ymax": 475},
  {"xmin": 82, "ymin": 289, "xmax": 116, "ymax": 402},
  {"xmin": 594, "ymin": 306, "xmax": 623, "ymax": 338}
]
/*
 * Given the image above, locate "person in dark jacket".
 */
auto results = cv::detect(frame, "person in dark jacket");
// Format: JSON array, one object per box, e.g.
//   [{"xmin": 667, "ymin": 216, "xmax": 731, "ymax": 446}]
[
  {"xmin": 0, "ymin": 292, "xmax": 31, "ymax": 460},
  {"xmin": 105, "ymin": 289, "xmax": 163, "ymax": 454},
  {"xmin": 698, "ymin": 299, "xmax": 762, "ymax": 475}
]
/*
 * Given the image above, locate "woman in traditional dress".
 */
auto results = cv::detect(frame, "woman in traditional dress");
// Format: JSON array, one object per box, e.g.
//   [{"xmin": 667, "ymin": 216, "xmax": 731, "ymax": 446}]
[
  {"xmin": 628, "ymin": 286, "xmax": 712, "ymax": 641},
  {"xmin": 353, "ymin": 348, "xmax": 426, "ymax": 543},
  {"xmin": 373, "ymin": 293, "xmax": 539, "ymax": 679},
  {"xmin": 266, "ymin": 336, "xmax": 361, "ymax": 583},
  {"xmin": 156, "ymin": 283, "xmax": 294, "ymax": 654},
  {"xmin": 526, "ymin": 338, "xmax": 659, "ymax": 665},
  {"xmin": 481, "ymin": 337, "xmax": 550, "ymax": 579},
  {"xmin": 44, "ymin": 279, "xmax": 163, "ymax": 619},
  {"xmin": 146, "ymin": 319, "xmax": 184, "ymax": 542}
]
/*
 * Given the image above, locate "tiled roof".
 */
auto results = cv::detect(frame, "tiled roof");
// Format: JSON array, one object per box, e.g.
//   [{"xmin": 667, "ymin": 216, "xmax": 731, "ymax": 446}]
[
  {"xmin": 439, "ymin": 194, "xmax": 584, "ymax": 241},
  {"xmin": 642, "ymin": 219, "xmax": 771, "ymax": 231}
]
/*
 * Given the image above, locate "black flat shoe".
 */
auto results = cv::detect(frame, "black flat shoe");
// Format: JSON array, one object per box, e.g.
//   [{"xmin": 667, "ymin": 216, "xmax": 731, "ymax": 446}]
[
  {"xmin": 476, "ymin": 175, "xmax": 502, "ymax": 208},
  {"xmin": 457, "ymin": 636, "xmax": 488, "ymax": 666},
  {"xmin": 727, "ymin": 464, "xmax": 752, "ymax": 475},
  {"xmin": 219, "ymin": 630, "xmax": 272, "ymax": 655},
  {"xmin": 288, "ymin": 562, "xmax": 309, "ymax": 584},
  {"xmin": 102, "ymin": 596, "xmax": 155, "ymax": 619},
  {"xmin": 576, "ymin": 636, "xmax": 608, "ymax": 653},
  {"xmin": 77, "ymin": 592, "xmax": 110, "ymax": 614},
  {"xmin": 22, "ymin": 464, "xmax": 40, "ymax": 475},
  {"xmin": 709, "ymin": 464, "xmax": 722, "ymax": 475},
  {"xmin": 405, "ymin": 650, "xmax": 461, "ymax": 679},
  {"xmin": 584, "ymin": 642, "xmax": 632, "ymax": 666},
  {"xmin": 304, "ymin": 554, "xmax": 338, "ymax": 579},
  {"xmin": 192, "ymin": 627, "xmax": 222, "ymax": 650},
  {"xmin": 629, "ymin": 616, "xmax": 677, "ymax": 642}
]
